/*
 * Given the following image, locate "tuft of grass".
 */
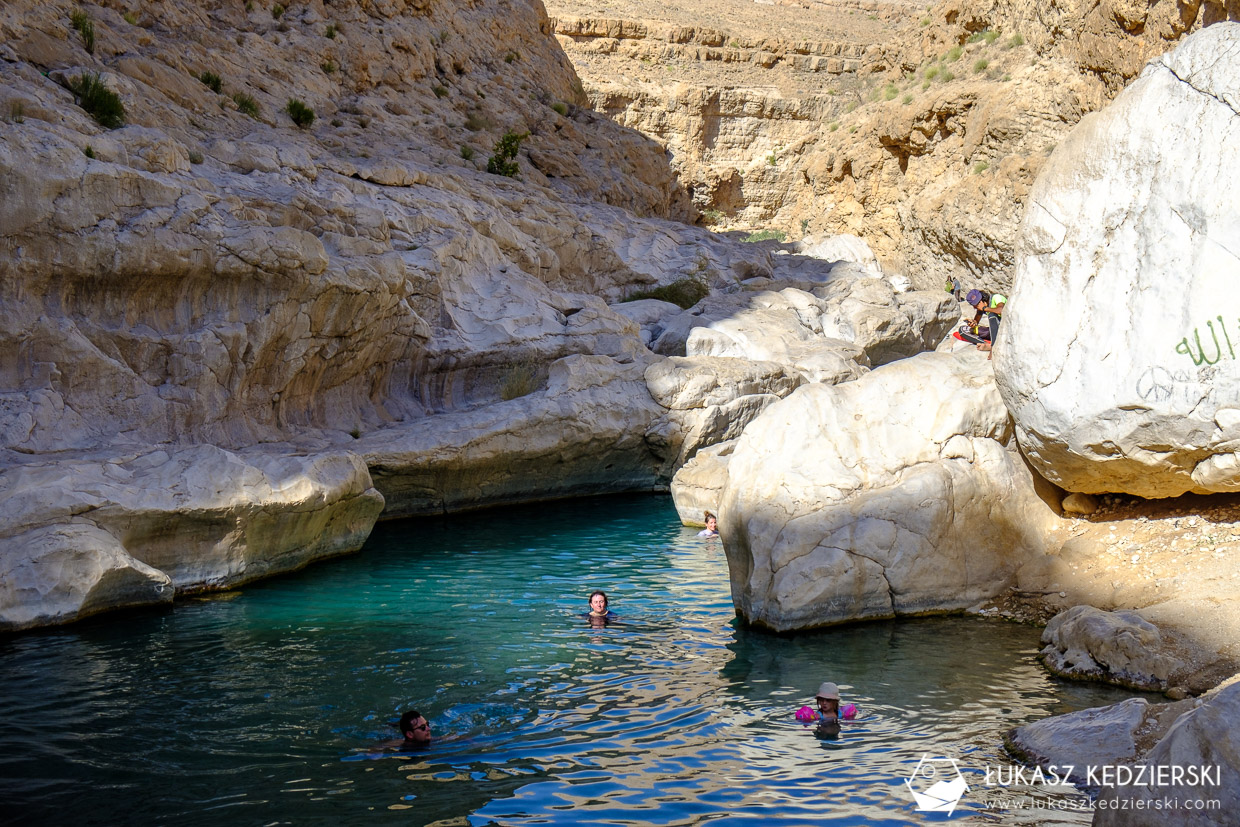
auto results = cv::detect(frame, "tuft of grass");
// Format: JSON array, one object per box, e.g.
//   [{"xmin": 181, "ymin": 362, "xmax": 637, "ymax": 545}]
[
  {"xmin": 272, "ymin": 4, "xmax": 284, "ymax": 19},
  {"xmin": 946, "ymin": 45, "xmax": 963, "ymax": 62},
  {"xmin": 463, "ymin": 111, "xmax": 491, "ymax": 131},
  {"xmin": 883, "ymin": 83, "xmax": 899, "ymax": 101},
  {"xmin": 70, "ymin": 10, "xmax": 95, "ymax": 54},
  {"xmin": 967, "ymin": 29, "xmax": 996, "ymax": 44},
  {"xmin": 433, "ymin": 85, "xmax": 449, "ymax": 98},
  {"xmin": 939, "ymin": 69, "xmax": 956, "ymax": 83},
  {"xmin": 845, "ymin": 100, "xmax": 858, "ymax": 113},
  {"xmin": 919, "ymin": 16, "xmax": 931, "ymax": 26},
  {"xmin": 973, "ymin": 58, "xmax": 989, "ymax": 73},
  {"xmin": 321, "ymin": 60, "xmax": 336, "ymax": 74},
  {"xmin": 743, "ymin": 229, "xmax": 787, "ymax": 243},
  {"xmin": 1006, "ymin": 32, "xmax": 1025, "ymax": 49},
  {"xmin": 550, "ymin": 101, "xmax": 567, "ymax": 116},
  {"xmin": 504, "ymin": 51, "xmax": 519, "ymax": 63},
  {"xmin": 285, "ymin": 98, "xmax": 314, "ymax": 127},
  {"xmin": 623, "ymin": 277, "xmax": 709, "ymax": 309},
  {"xmin": 68, "ymin": 73, "xmax": 125, "ymax": 128},
  {"xmin": 84, "ymin": 144, "xmax": 95, "ymax": 158},
  {"xmin": 460, "ymin": 145, "xmax": 474, "ymax": 160},
  {"xmin": 972, "ymin": 160, "xmax": 989, "ymax": 174},
  {"xmin": 8, "ymin": 101, "xmax": 25, "ymax": 123},
  {"xmin": 700, "ymin": 208, "xmax": 724, "ymax": 225},
  {"xmin": 233, "ymin": 92, "xmax": 260, "ymax": 118},
  {"xmin": 499, "ymin": 360, "xmax": 540, "ymax": 401},
  {"xmin": 925, "ymin": 65, "xmax": 940, "ymax": 80},
  {"xmin": 188, "ymin": 149, "xmax": 203, "ymax": 164},
  {"xmin": 325, "ymin": 23, "xmax": 337, "ymax": 39},
  {"xmin": 848, "ymin": 125, "xmax": 857, "ymax": 133},
  {"xmin": 330, "ymin": 118, "xmax": 342, "ymax": 126},
  {"xmin": 921, "ymin": 78, "xmax": 931, "ymax": 90},
  {"xmin": 829, "ymin": 120, "xmax": 839, "ymax": 131},
  {"xmin": 766, "ymin": 150, "xmax": 777, "ymax": 165},
  {"xmin": 198, "ymin": 71, "xmax": 223, "ymax": 93},
  {"xmin": 123, "ymin": 11, "xmax": 138, "ymax": 25},
  {"xmin": 486, "ymin": 130, "xmax": 527, "ymax": 177},
  {"xmin": 901, "ymin": 93, "xmax": 913, "ymax": 105},
  {"xmin": 800, "ymin": 218, "xmax": 810, "ymax": 234}
]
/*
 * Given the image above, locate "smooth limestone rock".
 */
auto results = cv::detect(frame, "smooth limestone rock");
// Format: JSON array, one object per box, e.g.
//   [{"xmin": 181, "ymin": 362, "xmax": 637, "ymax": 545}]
[
  {"xmin": 795, "ymin": 233, "xmax": 883, "ymax": 277},
  {"xmin": 1094, "ymin": 680, "xmax": 1240, "ymax": 825},
  {"xmin": 670, "ymin": 439, "xmax": 735, "ymax": 526},
  {"xmin": 644, "ymin": 356, "xmax": 804, "ymax": 467},
  {"xmin": 995, "ymin": 23, "xmax": 1240, "ymax": 498},
  {"xmin": 719, "ymin": 350, "xmax": 1059, "ymax": 631},
  {"xmin": 360, "ymin": 355, "xmax": 669, "ymax": 517},
  {"xmin": 1061, "ymin": 492, "xmax": 1099, "ymax": 515},
  {"xmin": 0, "ymin": 446, "xmax": 384, "ymax": 631},
  {"xmin": 1005, "ymin": 697, "xmax": 1151, "ymax": 783},
  {"xmin": 652, "ymin": 277, "xmax": 955, "ymax": 383},
  {"xmin": 1040, "ymin": 605, "xmax": 1182, "ymax": 691}
]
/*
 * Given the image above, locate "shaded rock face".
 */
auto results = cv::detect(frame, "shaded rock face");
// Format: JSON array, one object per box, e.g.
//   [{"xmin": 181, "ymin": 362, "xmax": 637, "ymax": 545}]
[
  {"xmin": 995, "ymin": 23, "xmax": 1240, "ymax": 498},
  {"xmin": 718, "ymin": 350, "xmax": 1059, "ymax": 631},
  {"xmin": 0, "ymin": 446, "xmax": 384, "ymax": 631},
  {"xmin": 1094, "ymin": 680, "xmax": 1240, "ymax": 826}
]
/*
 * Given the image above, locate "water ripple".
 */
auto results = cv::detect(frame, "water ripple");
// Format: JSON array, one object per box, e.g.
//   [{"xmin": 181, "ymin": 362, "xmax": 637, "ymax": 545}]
[{"xmin": 0, "ymin": 495, "xmax": 1151, "ymax": 825}]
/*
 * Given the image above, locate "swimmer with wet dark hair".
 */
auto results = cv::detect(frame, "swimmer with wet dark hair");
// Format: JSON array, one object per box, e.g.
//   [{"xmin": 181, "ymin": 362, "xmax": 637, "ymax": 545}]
[
  {"xmin": 585, "ymin": 590, "xmax": 616, "ymax": 626},
  {"xmin": 397, "ymin": 710, "xmax": 431, "ymax": 747}
]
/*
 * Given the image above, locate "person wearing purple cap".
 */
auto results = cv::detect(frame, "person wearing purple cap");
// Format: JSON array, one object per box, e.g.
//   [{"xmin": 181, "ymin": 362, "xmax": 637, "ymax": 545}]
[{"xmin": 964, "ymin": 288, "xmax": 1006, "ymax": 353}]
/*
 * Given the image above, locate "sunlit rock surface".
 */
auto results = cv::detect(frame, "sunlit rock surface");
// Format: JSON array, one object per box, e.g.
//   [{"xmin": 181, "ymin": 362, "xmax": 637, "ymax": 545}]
[{"xmin": 995, "ymin": 23, "xmax": 1240, "ymax": 498}]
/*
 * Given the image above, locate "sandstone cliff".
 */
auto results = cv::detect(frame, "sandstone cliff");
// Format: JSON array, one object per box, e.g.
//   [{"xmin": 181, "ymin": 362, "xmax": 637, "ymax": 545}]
[
  {"xmin": 0, "ymin": 0, "xmax": 706, "ymax": 630},
  {"xmin": 549, "ymin": 0, "xmax": 1240, "ymax": 291}
]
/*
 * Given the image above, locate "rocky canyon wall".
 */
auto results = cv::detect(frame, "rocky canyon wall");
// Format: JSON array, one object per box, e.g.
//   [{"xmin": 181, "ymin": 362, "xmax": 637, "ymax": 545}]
[{"xmin": 549, "ymin": 0, "xmax": 1240, "ymax": 292}]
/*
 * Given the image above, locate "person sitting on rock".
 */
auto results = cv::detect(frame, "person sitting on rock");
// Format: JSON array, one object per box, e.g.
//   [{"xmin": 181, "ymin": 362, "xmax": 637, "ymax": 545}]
[
  {"xmin": 397, "ymin": 709, "xmax": 432, "ymax": 749},
  {"xmin": 965, "ymin": 288, "xmax": 1006, "ymax": 352},
  {"xmin": 698, "ymin": 511, "xmax": 719, "ymax": 538}
]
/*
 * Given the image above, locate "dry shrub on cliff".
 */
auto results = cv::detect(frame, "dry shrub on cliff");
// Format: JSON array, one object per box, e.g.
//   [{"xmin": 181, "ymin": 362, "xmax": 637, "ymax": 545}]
[
  {"xmin": 70, "ymin": 9, "xmax": 95, "ymax": 54},
  {"xmin": 198, "ymin": 71, "xmax": 223, "ymax": 93},
  {"xmin": 285, "ymin": 98, "xmax": 314, "ymax": 127},
  {"xmin": 499, "ymin": 359, "xmax": 540, "ymax": 401},
  {"xmin": 233, "ymin": 92, "xmax": 260, "ymax": 119},
  {"xmin": 68, "ymin": 73, "xmax": 124, "ymax": 129}
]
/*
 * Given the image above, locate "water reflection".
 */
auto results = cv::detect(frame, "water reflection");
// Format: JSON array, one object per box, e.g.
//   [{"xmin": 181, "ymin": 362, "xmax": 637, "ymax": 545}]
[{"xmin": 0, "ymin": 495, "xmax": 1151, "ymax": 825}]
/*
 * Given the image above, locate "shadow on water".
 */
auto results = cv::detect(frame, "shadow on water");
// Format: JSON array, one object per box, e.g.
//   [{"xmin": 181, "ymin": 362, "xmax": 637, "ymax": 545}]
[{"xmin": 0, "ymin": 494, "xmax": 1157, "ymax": 825}]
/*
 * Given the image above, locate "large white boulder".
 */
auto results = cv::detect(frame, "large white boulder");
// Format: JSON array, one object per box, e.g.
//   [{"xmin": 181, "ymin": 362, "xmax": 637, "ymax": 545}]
[
  {"xmin": 719, "ymin": 351, "xmax": 1059, "ymax": 631},
  {"xmin": 995, "ymin": 23, "xmax": 1240, "ymax": 497},
  {"xmin": 0, "ymin": 446, "xmax": 384, "ymax": 631},
  {"xmin": 670, "ymin": 439, "xmax": 736, "ymax": 526},
  {"xmin": 644, "ymin": 356, "xmax": 804, "ymax": 467}
]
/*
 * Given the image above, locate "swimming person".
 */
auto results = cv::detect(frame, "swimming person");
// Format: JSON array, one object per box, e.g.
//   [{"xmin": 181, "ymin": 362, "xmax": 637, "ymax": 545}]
[
  {"xmin": 397, "ymin": 710, "xmax": 432, "ymax": 749},
  {"xmin": 815, "ymin": 682, "xmax": 857, "ymax": 721},
  {"xmin": 698, "ymin": 511, "xmax": 718, "ymax": 538},
  {"xmin": 585, "ymin": 589, "xmax": 616, "ymax": 626}
]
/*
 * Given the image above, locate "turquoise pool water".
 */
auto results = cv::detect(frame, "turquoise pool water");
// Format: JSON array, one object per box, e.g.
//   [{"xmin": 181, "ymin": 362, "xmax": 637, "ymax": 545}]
[{"xmin": 0, "ymin": 494, "xmax": 1144, "ymax": 825}]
